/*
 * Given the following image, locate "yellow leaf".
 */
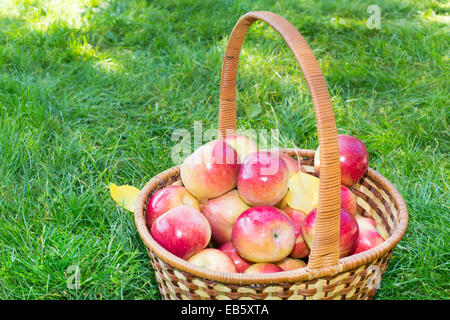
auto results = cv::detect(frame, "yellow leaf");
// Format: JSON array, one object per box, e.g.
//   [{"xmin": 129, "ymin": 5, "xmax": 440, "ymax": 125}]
[
  {"xmin": 109, "ymin": 184, "xmax": 140, "ymax": 212},
  {"xmin": 285, "ymin": 171, "xmax": 320, "ymax": 214}
]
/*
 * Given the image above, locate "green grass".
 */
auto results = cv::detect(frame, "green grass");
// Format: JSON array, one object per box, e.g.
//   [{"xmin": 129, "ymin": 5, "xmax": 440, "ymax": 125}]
[{"xmin": 0, "ymin": 0, "xmax": 448, "ymax": 300}]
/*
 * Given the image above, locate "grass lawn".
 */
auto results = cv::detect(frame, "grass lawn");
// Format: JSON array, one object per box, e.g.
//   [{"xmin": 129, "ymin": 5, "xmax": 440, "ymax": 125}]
[{"xmin": 0, "ymin": 0, "xmax": 448, "ymax": 300}]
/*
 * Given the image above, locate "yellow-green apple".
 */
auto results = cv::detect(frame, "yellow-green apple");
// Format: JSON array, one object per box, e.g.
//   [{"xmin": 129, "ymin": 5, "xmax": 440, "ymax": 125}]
[
  {"xmin": 180, "ymin": 140, "xmax": 240, "ymax": 201},
  {"xmin": 353, "ymin": 216, "xmax": 385, "ymax": 254},
  {"xmin": 231, "ymin": 206, "xmax": 295, "ymax": 262},
  {"xmin": 223, "ymin": 135, "xmax": 258, "ymax": 163},
  {"xmin": 150, "ymin": 205, "xmax": 211, "ymax": 260},
  {"xmin": 376, "ymin": 224, "xmax": 389, "ymax": 240},
  {"xmin": 187, "ymin": 248, "xmax": 237, "ymax": 273},
  {"xmin": 275, "ymin": 257, "xmax": 306, "ymax": 271},
  {"xmin": 302, "ymin": 208, "xmax": 359, "ymax": 258},
  {"xmin": 315, "ymin": 134, "xmax": 369, "ymax": 187},
  {"xmin": 202, "ymin": 190, "xmax": 250, "ymax": 245},
  {"xmin": 146, "ymin": 185, "xmax": 200, "ymax": 228},
  {"xmin": 282, "ymin": 206, "xmax": 310, "ymax": 258},
  {"xmin": 340, "ymin": 185, "xmax": 357, "ymax": 216},
  {"xmin": 237, "ymin": 151, "xmax": 289, "ymax": 206},
  {"xmin": 217, "ymin": 242, "xmax": 252, "ymax": 273},
  {"xmin": 244, "ymin": 263, "xmax": 283, "ymax": 274}
]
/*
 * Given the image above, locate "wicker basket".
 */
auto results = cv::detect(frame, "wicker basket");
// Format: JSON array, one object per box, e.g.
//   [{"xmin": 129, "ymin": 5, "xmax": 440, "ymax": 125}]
[{"xmin": 134, "ymin": 11, "xmax": 408, "ymax": 300}]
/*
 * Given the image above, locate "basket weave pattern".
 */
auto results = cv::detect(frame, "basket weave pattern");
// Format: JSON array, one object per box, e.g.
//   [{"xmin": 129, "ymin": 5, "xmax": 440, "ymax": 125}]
[
  {"xmin": 136, "ymin": 150, "xmax": 404, "ymax": 300},
  {"xmin": 150, "ymin": 252, "xmax": 392, "ymax": 300}
]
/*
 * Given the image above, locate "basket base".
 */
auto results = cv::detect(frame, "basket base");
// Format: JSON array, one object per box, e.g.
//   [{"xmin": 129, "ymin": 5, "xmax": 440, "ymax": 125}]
[{"xmin": 148, "ymin": 248, "xmax": 392, "ymax": 300}]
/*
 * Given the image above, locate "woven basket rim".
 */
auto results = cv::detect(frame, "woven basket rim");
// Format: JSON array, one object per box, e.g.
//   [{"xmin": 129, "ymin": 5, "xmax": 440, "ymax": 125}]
[{"xmin": 134, "ymin": 148, "xmax": 408, "ymax": 285}]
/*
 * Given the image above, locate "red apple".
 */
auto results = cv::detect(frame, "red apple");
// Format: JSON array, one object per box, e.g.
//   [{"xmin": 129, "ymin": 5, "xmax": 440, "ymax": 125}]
[
  {"xmin": 218, "ymin": 242, "xmax": 252, "ymax": 273},
  {"xmin": 150, "ymin": 205, "xmax": 211, "ymax": 260},
  {"xmin": 278, "ymin": 152, "xmax": 302, "ymax": 178},
  {"xmin": 232, "ymin": 206, "xmax": 295, "ymax": 262},
  {"xmin": 341, "ymin": 185, "xmax": 357, "ymax": 216},
  {"xmin": 180, "ymin": 140, "xmax": 240, "ymax": 200},
  {"xmin": 223, "ymin": 135, "xmax": 258, "ymax": 163},
  {"xmin": 237, "ymin": 151, "xmax": 289, "ymax": 206},
  {"xmin": 275, "ymin": 257, "xmax": 306, "ymax": 271},
  {"xmin": 187, "ymin": 248, "xmax": 237, "ymax": 273},
  {"xmin": 302, "ymin": 208, "xmax": 359, "ymax": 258},
  {"xmin": 283, "ymin": 206, "xmax": 310, "ymax": 258},
  {"xmin": 146, "ymin": 185, "xmax": 200, "ymax": 228},
  {"xmin": 314, "ymin": 134, "xmax": 369, "ymax": 187},
  {"xmin": 244, "ymin": 263, "xmax": 283, "ymax": 274},
  {"xmin": 355, "ymin": 214, "xmax": 388, "ymax": 240},
  {"xmin": 353, "ymin": 216, "xmax": 385, "ymax": 254},
  {"xmin": 355, "ymin": 214, "xmax": 376, "ymax": 227},
  {"xmin": 201, "ymin": 190, "xmax": 250, "ymax": 245}
]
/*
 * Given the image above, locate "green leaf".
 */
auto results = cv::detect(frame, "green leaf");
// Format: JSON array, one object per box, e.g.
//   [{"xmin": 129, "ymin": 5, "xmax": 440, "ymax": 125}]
[{"xmin": 245, "ymin": 103, "xmax": 262, "ymax": 118}]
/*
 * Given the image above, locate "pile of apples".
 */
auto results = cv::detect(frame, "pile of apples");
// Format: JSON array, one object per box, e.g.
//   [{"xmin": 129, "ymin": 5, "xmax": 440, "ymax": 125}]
[{"xmin": 146, "ymin": 135, "xmax": 388, "ymax": 274}]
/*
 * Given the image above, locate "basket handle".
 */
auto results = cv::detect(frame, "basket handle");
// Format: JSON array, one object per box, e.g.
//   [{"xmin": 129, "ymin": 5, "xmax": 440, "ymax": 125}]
[{"xmin": 218, "ymin": 11, "xmax": 341, "ymax": 270}]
